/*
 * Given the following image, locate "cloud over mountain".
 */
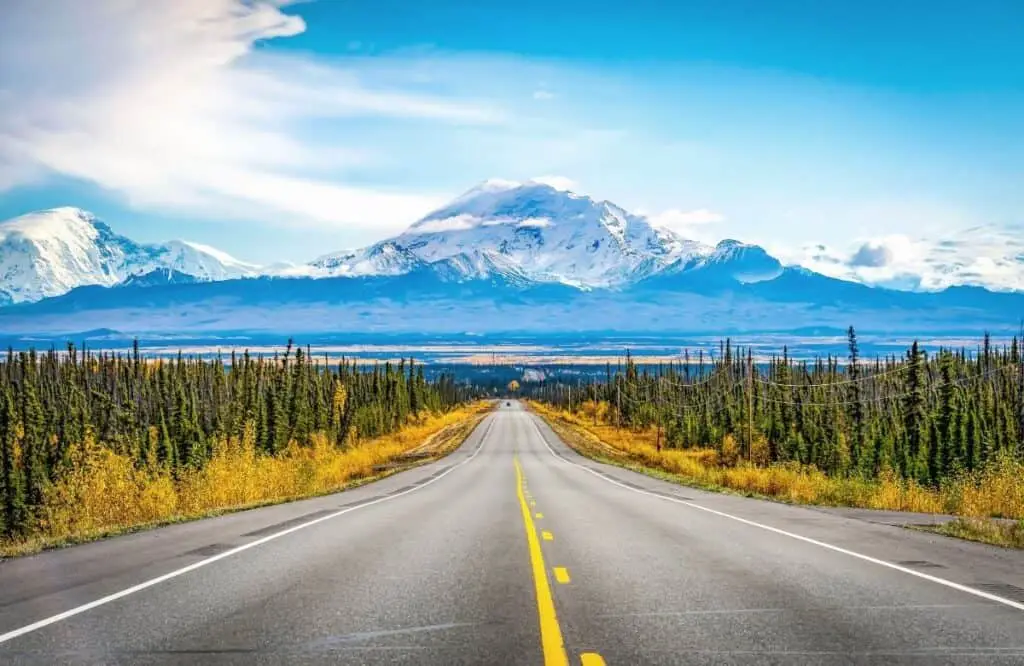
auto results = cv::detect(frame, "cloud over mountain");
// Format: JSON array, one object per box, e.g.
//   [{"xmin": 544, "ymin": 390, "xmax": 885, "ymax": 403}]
[
  {"xmin": 779, "ymin": 226, "xmax": 1024, "ymax": 292},
  {"xmin": 849, "ymin": 242, "xmax": 894, "ymax": 268}
]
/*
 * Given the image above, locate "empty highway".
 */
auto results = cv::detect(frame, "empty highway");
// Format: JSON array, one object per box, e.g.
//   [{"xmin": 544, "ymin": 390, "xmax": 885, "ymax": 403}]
[{"xmin": 1, "ymin": 401, "xmax": 1023, "ymax": 664}]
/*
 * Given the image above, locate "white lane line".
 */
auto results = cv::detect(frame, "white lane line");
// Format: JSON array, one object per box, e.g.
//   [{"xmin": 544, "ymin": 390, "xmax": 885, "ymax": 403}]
[
  {"xmin": 527, "ymin": 416, "xmax": 1024, "ymax": 613},
  {"xmin": 0, "ymin": 416, "xmax": 496, "ymax": 646}
]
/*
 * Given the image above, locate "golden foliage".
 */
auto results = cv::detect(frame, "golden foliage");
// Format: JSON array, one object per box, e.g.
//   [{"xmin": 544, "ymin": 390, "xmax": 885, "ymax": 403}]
[
  {"xmin": 14, "ymin": 403, "xmax": 490, "ymax": 552},
  {"xmin": 530, "ymin": 401, "xmax": 1024, "ymax": 520}
]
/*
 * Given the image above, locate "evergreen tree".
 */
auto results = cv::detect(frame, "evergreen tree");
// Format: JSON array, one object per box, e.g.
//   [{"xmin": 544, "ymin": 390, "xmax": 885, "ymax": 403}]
[
  {"xmin": 1, "ymin": 387, "xmax": 27, "ymax": 535},
  {"xmin": 902, "ymin": 341, "xmax": 927, "ymax": 482},
  {"xmin": 846, "ymin": 326, "xmax": 865, "ymax": 474}
]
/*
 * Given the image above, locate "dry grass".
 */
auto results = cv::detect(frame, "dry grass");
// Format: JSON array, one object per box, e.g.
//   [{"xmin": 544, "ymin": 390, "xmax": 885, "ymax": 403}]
[
  {"xmin": 1, "ymin": 403, "xmax": 492, "ymax": 557},
  {"xmin": 923, "ymin": 518, "xmax": 1024, "ymax": 549},
  {"xmin": 530, "ymin": 401, "xmax": 1024, "ymax": 521}
]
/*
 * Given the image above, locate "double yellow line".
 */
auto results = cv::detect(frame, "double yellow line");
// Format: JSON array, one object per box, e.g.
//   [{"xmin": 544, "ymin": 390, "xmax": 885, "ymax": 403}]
[{"xmin": 514, "ymin": 455, "xmax": 605, "ymax": 666}]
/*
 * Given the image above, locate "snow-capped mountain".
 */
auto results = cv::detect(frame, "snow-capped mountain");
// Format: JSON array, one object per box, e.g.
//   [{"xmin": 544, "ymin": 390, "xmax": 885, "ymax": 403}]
[
  {"xmin": 4, "ymin": 180, "xmax": 1022, "ymax": 328},
  {"xmin": 157, "ymin": 240, "xmax": 260, "ymax": 282},
  {"xmin": 646, "ymin": 239, "xmax": 784, "ymax": 287},
  {"xmin": 310, "ymin": 241, "xmax": 424, "ymax": 278},
  {"xmin": 312, "ymin": 179, "xmax": 714, "ymax": 288},
  {"xmin": 2, "ymin": 184, "xmax": 1023, "ymax": 336},
  {"xmin": 0, "ymin": 207, "xmax": 259, "ymax": 304}
]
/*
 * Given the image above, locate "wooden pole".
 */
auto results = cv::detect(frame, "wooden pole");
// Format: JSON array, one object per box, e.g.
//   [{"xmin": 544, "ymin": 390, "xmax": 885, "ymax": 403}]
[
  {"xmin": 656, "ymin": 375, "xmax": 663, "ymax": 452},
  {"xmin": 616, "ymin": 383, "xmax": 621, "ymax": 428},
  {"xmin": 747, "ymin": 348, "xmax": 754, "ymax": 461}
]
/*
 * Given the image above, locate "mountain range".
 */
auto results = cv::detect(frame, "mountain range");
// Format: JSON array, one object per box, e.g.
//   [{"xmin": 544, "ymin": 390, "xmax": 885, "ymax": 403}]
[
  {"xmin": 0, "ymin": 207, "xmax": 259, "ymax": 305},
  {"xmin": 0, "ymin": 180, "xmax": 1021, "ymax": 336}
]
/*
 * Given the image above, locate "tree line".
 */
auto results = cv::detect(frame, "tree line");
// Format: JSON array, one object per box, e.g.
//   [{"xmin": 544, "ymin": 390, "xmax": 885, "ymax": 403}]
[
  {"xmin": 533, "ymin": 329, "xmax": 1024, "ymax": 486},
  {"xmin": 0, "ymin": 341, "xmax": 471, "ymax": 539}
]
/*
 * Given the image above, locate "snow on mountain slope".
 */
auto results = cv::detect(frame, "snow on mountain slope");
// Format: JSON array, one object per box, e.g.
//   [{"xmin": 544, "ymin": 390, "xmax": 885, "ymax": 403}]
[
  {"xmin": 157, "ymin": 241, "xmax": 259, "ymax": 282},
  {"xmin": 315, "ymin": 180, "xmax": 714, "ymax": 287},
  {"xmin": 0, "ymin": 207, "xmax": 258, "ymax": 303},
  {"xmin": 310, "ymin": 241, "xmax": 425, "ymax": 277},
  {"xmin": 685, "ymin": 239, "xmax": 783, "ymax": 283}
]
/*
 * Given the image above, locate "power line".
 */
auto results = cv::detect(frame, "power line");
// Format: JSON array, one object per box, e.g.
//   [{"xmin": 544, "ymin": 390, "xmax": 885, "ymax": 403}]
[
  {"xmin": 757, "ymin": 363, "xmax": 1018, "ymax": 407},
  {"xmin": 753, "ymin": 363, "xmax": 909, "ymax": 388}
]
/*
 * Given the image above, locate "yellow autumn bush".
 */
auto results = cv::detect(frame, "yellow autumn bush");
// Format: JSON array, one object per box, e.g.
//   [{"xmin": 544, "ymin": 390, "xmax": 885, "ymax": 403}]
[
  {"xmin": 531, "ymin": 401, "xmax": 1023, "ymax": 520},
  {"xmin": 22, "ymin": 403, "xmax": 489, "ymax": 550}
]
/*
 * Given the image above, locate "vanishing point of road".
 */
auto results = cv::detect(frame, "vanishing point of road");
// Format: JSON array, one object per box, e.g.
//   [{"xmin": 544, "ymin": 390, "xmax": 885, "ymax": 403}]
[{"xmin": 1, "ymin": 402, "xmax": 1023, "ymax": 664}]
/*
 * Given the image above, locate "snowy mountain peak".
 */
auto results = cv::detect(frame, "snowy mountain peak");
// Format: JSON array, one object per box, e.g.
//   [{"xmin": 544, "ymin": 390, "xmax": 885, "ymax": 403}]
[
  {"xmin": 698, "ymin": 238, "xmax": 783, "ymax": 283},
  {"xmin": 408, "ymin": 180, "xmax": 580, "ymax": 234},
  {"xmin": 1, "ymin": 207, "xmax": 100, "ymax": 242},
  {"xmin": 156, "ymin": 240, "xmax": 260, "ymax": 281},
  {"xmin": 0, "ymin": 208, "xmax": 259, "ymax": 304},
  {"xmin": 314, "ymin": 180, "xmax": 716, "ymax": 288}
]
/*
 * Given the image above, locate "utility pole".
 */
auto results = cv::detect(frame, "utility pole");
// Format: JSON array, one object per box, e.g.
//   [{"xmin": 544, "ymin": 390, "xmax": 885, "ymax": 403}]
[
  {"xmin": 656, "ymin": 375, "xmax": 663, "ymax": 452},
  {"xmin": 568, "ymin": 383, "xmax": 572, "ymax": 413},
  {"xmin": 1018, "ymin": 322, "xmax": 1024, "ymax": 457},
  {"xmin": 616, "ymin": 383, "xmax": 621, "ymax": 428},
  {"xmin": 747, "ymin": 347, "xmax": 754, "ymax": 462}
]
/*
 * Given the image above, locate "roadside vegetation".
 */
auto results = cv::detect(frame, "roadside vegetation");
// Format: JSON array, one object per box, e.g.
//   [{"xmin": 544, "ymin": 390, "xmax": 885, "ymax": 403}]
[
  {"xmin": 921, "ymin": 517, "xmax": 1024, "ymax": 549},
  {"xmin": 529, "ymin": 330, "xmax": 1024, "ymax": 545},
  {"xmin": 0, "ymin": 341, "xmax": 485, "ymax": 556}
]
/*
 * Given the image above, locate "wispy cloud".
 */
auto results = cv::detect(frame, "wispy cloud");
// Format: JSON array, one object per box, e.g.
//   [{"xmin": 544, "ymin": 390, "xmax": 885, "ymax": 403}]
[
  {"xmin": 530, "ymin": 175, "xmax": 577, "ymax": 191},
  {"xmin": 0, "ymin": 0, "xmax": 500, "ymax": 231},
  {"xmin": 644, "ymin": 208, "xmax": 726, "ymax": 241},
  {"xmin": 776, "ymin": 227, "xmax": 1024, "ymax": 292}
]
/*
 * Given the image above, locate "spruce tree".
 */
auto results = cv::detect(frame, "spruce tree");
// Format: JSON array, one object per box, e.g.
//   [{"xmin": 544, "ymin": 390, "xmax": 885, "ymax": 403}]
[
  {"xmin": 902, "ymin": 341, "xmax": 927, "ymax": 482},
  {"xmin": 1, "ymin": 387, "xmax": 28, "ymax": 536},
  {"xmin": 846, "ymin": 326, "xmax": 865, "ymax": 474}
]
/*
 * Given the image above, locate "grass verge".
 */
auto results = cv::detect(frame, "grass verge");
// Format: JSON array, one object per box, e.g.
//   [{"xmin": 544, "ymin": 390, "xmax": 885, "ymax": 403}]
[
  {"xmin": 0, "ymin": 402, "xmax": 493, "ymax": 559},
  {"xmin": 915, "ymin": 518, "xmax": 1024, "ymax": 550}
]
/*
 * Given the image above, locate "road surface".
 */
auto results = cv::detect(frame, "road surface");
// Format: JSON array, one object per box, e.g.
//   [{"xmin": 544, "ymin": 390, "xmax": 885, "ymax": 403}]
[{"xmin": 1, "ymin": 401, "xmax": 1023, "ymax": 664}]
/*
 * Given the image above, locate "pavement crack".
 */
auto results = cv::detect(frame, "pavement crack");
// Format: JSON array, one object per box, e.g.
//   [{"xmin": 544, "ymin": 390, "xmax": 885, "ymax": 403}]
[{"xmin": 305, "ymin": 621, "xmax": 483, "ymax": 647}]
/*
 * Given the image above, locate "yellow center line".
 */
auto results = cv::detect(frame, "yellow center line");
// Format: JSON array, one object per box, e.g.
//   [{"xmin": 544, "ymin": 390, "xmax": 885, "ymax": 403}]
[
  {"xmin": 553, "ymin": 567, "xmax": 571, "ymax": 584},
  {"xmin": 581, "ymin": 653, "xmax": 607, "ymax": 665},
  {"xmin": 542, "ymin": 530, "xmax": 554, "ymax": 541},
  {"xmin": 514, "ymin": 456, "xmax": 569, "ymax": 666},
  {"xmin": 536, "ymin": 512, "xmax": 544, "ymax": 519}
]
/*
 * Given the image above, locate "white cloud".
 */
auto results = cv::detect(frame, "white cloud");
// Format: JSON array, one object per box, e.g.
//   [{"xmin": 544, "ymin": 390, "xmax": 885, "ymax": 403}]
[
  {"xmin": 646, "ymin": 208, "xmax": 726, "ymax": 240},
  {"xmin": 529, "ymin": 175, "xmax": 577, "ymax": 191},
  {"xmin": 848, "ymin": 241, "xmax": 894, "ymax": 267},
  {"xmin": 406, "ymin": 214, "xmax": 479, "ymax": 234},
  {"xmin": 777, "ymin": 227, "xmax": 1024, "ymax": 292},
  {"xmin": 654, "ymin": 208, "xmax": 726, "ymax": 226},
  {"xmin": 533, "ymin": 90, "xmax": 555, "ymax": 100},
  {"xmin": 0, "ymin": 0, "xmax": 499, "ymax": 230}
]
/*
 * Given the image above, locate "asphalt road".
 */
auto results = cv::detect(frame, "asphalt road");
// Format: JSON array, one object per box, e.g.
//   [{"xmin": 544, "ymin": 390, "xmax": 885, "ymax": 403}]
[{"xmin": 1, "ymin": 401, "xmax": 1023, "ymax": 664}]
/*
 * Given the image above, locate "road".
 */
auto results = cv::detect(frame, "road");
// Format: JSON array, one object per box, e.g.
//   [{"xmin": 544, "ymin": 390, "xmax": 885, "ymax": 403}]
[{"xmin": 1, "ymin": 401, "xmax": 1023, "ymax": 664}]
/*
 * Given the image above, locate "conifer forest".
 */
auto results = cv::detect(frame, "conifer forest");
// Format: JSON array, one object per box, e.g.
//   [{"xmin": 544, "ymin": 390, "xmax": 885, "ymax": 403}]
[
  {"xmin": 0, "ymin": 341, "xmax": 471, "ymax": 541},
  {"xmin": 534, "ymin": 329, "xmax": 1024, "ymax": 488}
]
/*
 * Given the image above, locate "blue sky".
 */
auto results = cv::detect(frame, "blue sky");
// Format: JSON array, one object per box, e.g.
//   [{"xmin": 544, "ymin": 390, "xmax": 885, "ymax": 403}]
[{"xmin": 0, "ymin": 0, "xmax": 1021, "ymax": 283}]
